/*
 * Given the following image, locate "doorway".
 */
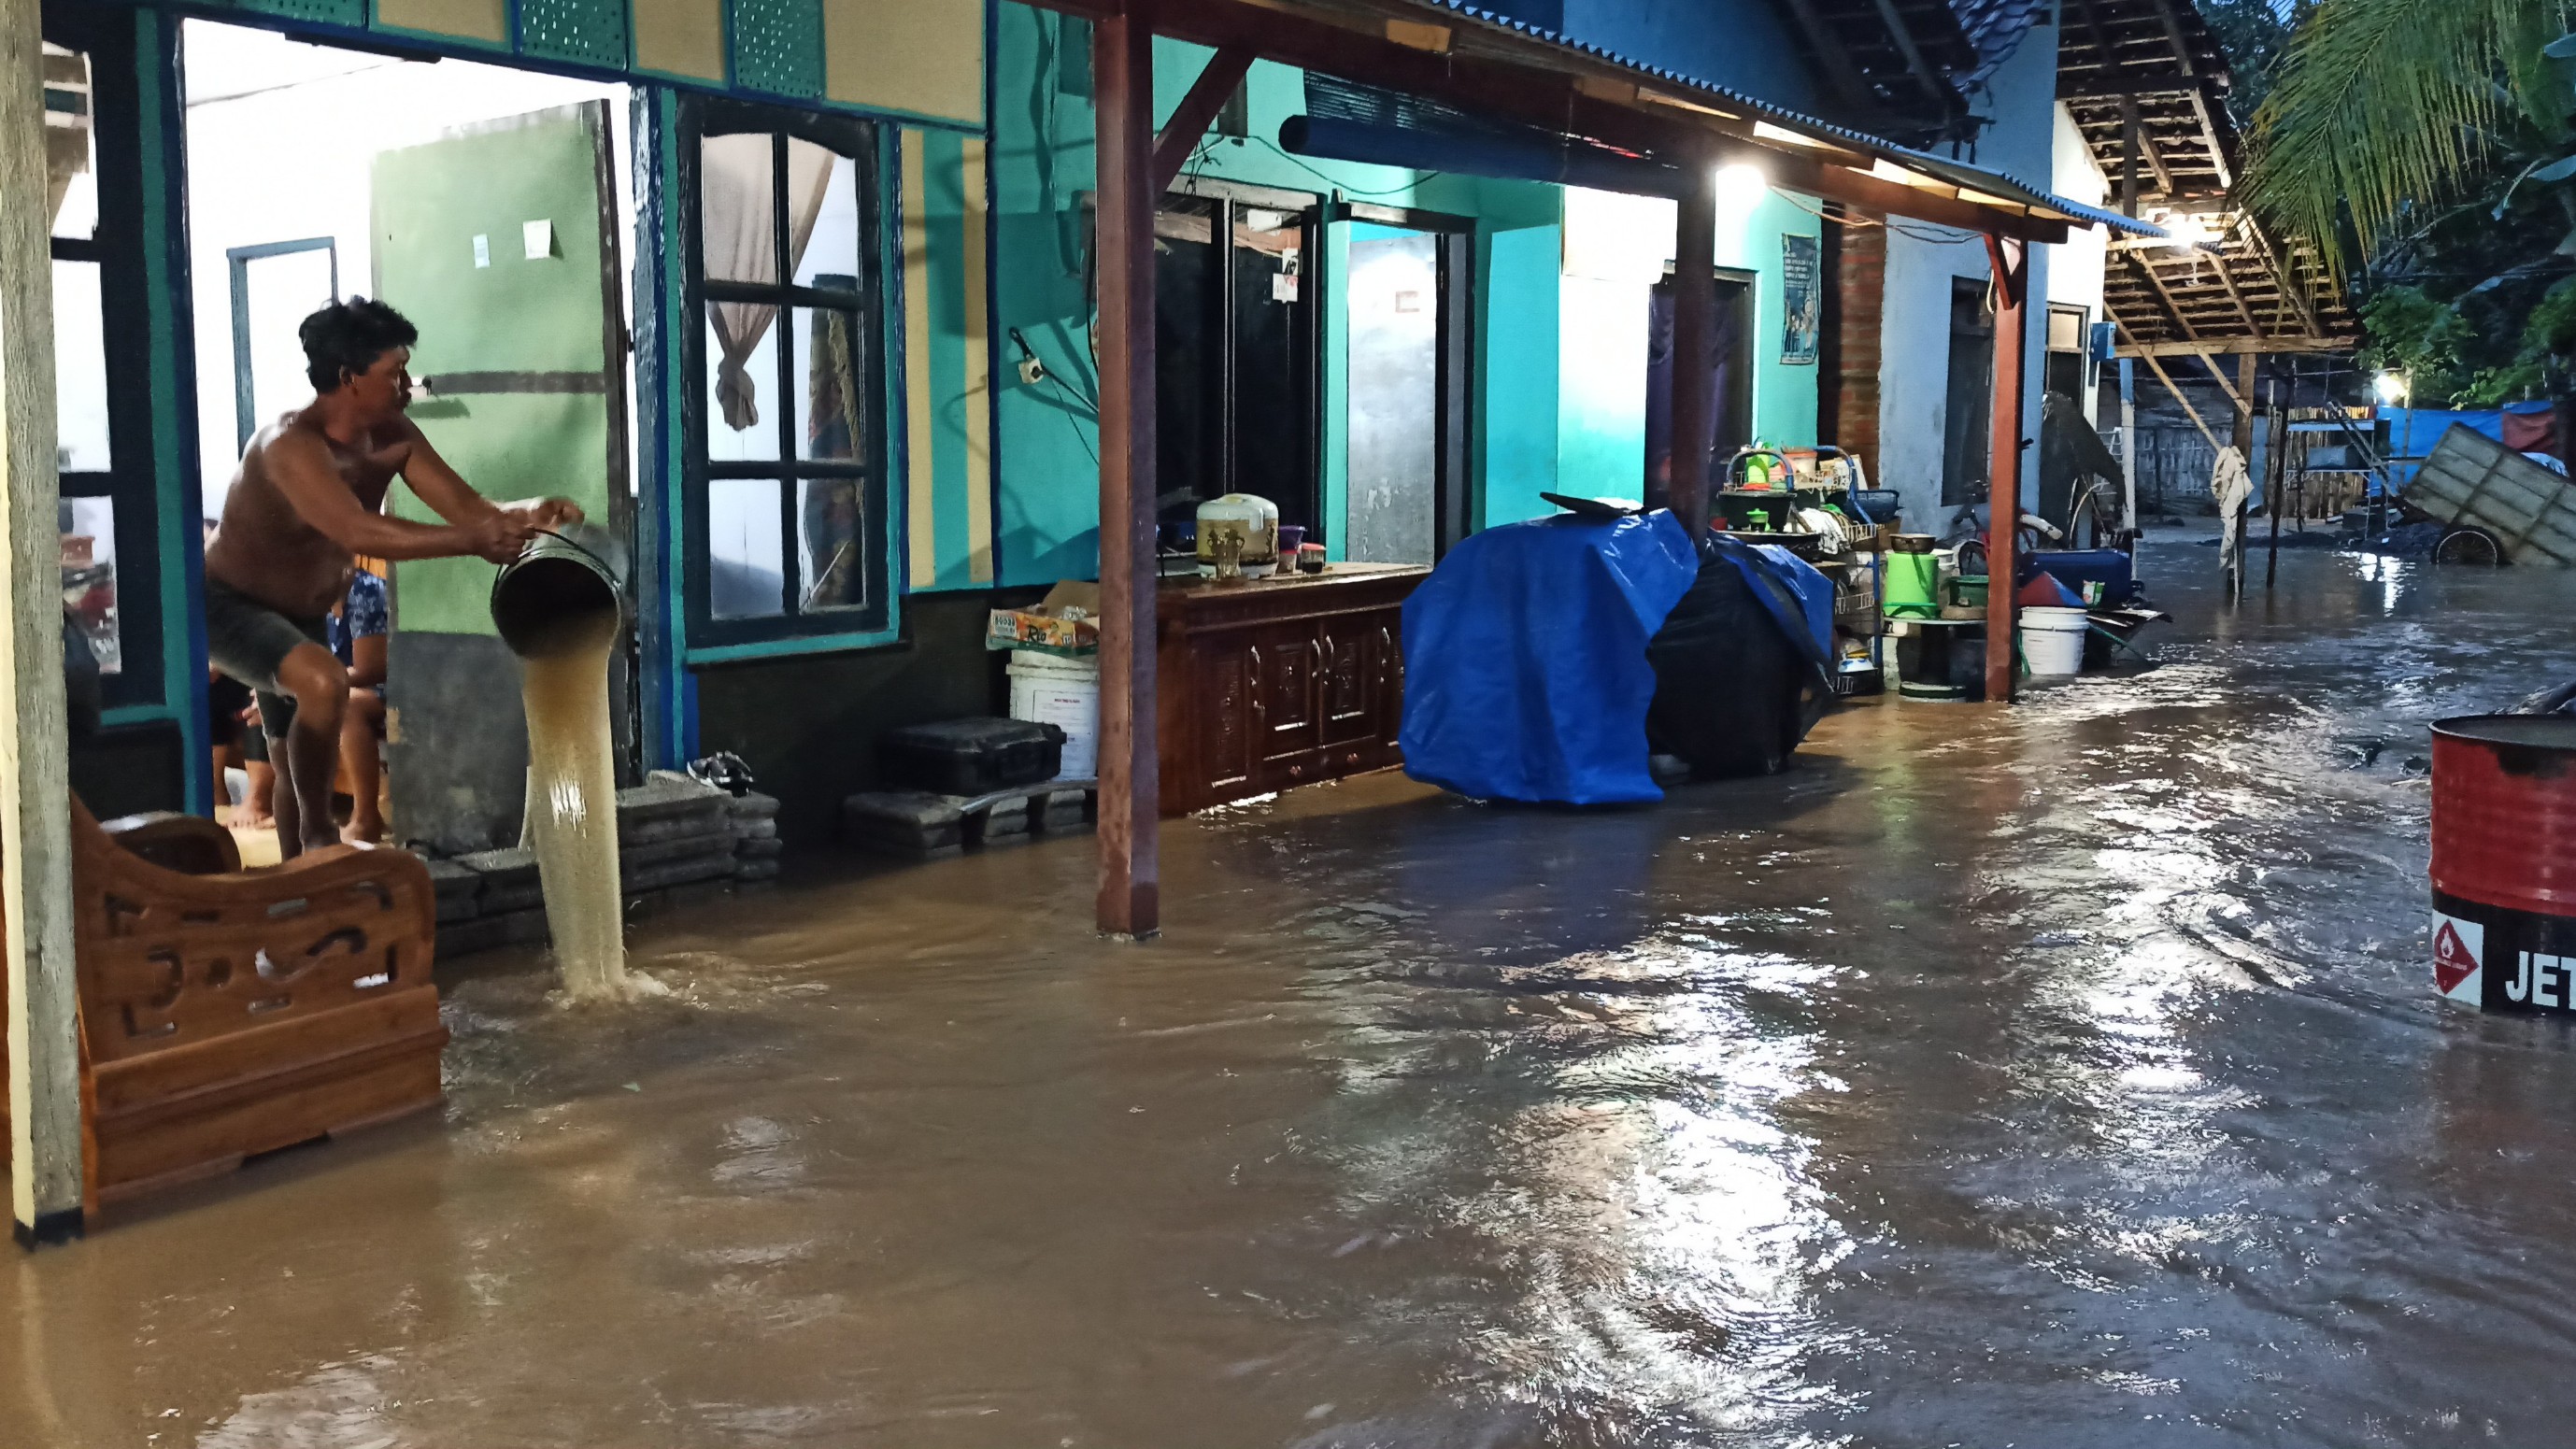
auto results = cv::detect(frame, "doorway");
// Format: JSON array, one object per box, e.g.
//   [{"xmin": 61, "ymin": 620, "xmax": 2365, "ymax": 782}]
[
  {"xmin": 1341, "ymin": 216, "xmax": 1471, "ymax": 563},
  {"xmin": 1644, "ymin": 268, "xmax": 1755, "ymax": 510},
  {"xmin": 180, "ymin": 19, "xmax": 638, "ymax": 856},
  {"xmin": 1942, "ymin": 276, "xmax": 1994, "ymax": 508}
]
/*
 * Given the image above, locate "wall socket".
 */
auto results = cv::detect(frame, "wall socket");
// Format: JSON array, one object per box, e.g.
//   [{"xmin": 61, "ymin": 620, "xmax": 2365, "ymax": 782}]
[{"xmin": 1018, "ymin": 355, "xmax": 1047, "ymax": 386}]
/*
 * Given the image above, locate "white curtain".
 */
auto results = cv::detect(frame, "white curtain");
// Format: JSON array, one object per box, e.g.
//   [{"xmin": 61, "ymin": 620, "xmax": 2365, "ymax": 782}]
[{"xmin": 702, "ymin": 134, "xmax": 836, "ymax": 432}]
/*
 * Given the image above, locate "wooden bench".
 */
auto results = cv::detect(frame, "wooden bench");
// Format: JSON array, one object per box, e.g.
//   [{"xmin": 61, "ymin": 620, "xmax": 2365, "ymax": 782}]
[{"xmin": 2, "ymin": 801, "xmax": 444, "ymax": 1218}]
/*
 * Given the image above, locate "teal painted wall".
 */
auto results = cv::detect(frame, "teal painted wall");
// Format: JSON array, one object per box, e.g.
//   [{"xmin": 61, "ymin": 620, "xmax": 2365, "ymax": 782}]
[
  {"xmin": 1479, "ymin": 224, "xmax": 1564, "ymax": 529},
  {"xmin": 1729, "ymin": 192, "xmax": 1823, "ymax": 447},
  {"xmin": 987, "ymin": 4, "xmax": 1569, "ymax": 584}
]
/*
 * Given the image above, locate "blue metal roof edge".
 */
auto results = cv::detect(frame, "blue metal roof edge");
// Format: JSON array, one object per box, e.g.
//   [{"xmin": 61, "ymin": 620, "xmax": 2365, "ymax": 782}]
[{"xmin": 1408, "ymin": 1, "xmax": 2166, "ymax": 238}]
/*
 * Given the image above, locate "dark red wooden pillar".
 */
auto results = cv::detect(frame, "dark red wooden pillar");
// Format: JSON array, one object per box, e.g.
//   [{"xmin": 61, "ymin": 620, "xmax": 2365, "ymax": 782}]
[
  {"xmin": 1983, "ymin": 234, "xmax": 2028, "ymax": 704},
  {"xmin": 1093, "ymin": 6, "xmax": 1160, "ymax": 936},
  {"xmin": 1671, "ymin": 166, "xmax": 1719, "ymax": 538}
]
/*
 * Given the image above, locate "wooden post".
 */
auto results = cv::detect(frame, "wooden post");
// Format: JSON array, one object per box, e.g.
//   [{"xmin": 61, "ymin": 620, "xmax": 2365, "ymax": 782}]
[
  {"xmin": 1670, "ymin": 164, "xmax": 1718, "ymax": 538},
  {"xmin": 2265, "ymin": 394, "xmax": 2286, "ymax": 589},
  {"xmin": 1092, "ymin": 4, "xmax": 1160, "ymax": 938},
  {"xmin": 1982, "ymin": 235, "xmax": 2027, "ymax": 705},
  {"xmin": 1, "ymin": 0, "xmax": 81, "ymax": 1245},
  {"xmin": 2118, "ymin": 356, "xmax": 2138, "ymax": 533}
]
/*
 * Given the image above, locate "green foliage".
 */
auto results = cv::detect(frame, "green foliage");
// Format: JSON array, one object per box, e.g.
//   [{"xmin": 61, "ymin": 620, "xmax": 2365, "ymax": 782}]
[
  {"xmin": 2358, "ymin": 284, "xmax": 2475, "ymax": 401},
  {"xmin": 2241, "ymin": 0, "xmax": 2563, "ymax": 277},
  {"xmin": 2356, "ymin": 276, "xmax": 2576, "ymax": 404}
]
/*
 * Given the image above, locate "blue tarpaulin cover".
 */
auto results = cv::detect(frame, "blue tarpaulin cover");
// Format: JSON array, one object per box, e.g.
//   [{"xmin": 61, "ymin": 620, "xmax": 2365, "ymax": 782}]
[
  {"xmin": 1399, "ymin": 511, "xmax": 1701, "ymax": 805},
  {"xmin": 1703, "ymin": 534, "xmax": 1836, "ymax": 671}
]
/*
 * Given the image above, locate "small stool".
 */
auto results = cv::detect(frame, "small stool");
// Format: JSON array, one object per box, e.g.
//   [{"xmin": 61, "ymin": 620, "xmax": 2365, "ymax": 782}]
[{"xmin": 1886, "ymin": 617, "xmax": 1988, "ymax": 703}]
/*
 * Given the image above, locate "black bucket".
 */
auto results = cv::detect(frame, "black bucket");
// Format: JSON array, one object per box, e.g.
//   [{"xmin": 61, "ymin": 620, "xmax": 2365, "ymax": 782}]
[{"xmin": 491, "ymin": 524, "xmax": 626, "ymax": 659}]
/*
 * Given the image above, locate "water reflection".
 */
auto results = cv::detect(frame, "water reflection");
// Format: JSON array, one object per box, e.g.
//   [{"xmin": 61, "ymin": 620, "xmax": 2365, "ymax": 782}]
[{"xmin": 10, "ymin": 540, "xmax": 2576, "ymax": 1445}]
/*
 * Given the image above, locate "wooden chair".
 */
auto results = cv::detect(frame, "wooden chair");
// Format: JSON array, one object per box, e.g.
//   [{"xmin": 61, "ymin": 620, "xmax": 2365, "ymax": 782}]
[{"xmin": 2, "ymin": 800, "xmax": 445, "ymax": 1218}]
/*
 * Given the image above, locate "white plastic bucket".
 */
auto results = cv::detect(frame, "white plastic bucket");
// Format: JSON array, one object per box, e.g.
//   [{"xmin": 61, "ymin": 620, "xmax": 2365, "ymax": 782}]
[
  {"xmin": 1008, "ymin": 650, "xmax": 1101, "ymax": 780},
  {"xmin": 2020, "ymin": 606, "xmax": 2089, "ymax": 677}
]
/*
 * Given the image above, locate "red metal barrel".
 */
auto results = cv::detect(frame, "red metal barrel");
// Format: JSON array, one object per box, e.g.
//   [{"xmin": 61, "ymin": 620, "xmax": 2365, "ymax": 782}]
[
  {"xmin": 2430, "ymin": 716, "xmax": 2576, "ymax": 1014},
  {"xmin": 2432, "ymin": 716, "xmax": 2576, "ymax": 915}
]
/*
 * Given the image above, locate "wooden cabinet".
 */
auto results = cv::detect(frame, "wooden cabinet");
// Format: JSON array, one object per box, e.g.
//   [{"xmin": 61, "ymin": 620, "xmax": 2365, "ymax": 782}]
[{"xmin": 1157, "ymin": 566, "xmax": 1426, "ymax": 816}]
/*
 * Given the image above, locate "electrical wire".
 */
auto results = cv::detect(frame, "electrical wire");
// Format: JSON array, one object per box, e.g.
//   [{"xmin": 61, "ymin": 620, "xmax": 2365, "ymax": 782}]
[{"xmin": 1247, "ymin": 136, "xmax": 1442, "ymax": 197}]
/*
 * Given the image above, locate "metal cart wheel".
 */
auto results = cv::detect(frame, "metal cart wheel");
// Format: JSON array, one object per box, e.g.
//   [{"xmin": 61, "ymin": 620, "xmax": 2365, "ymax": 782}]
[{"xmin": 2434, "ymin": 526, "xmax": 2505, "ymax": 566}]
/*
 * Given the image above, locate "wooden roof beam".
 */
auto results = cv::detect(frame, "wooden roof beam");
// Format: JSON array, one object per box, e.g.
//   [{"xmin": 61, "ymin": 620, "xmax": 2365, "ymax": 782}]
[
  {"xmin": 2118, "ymin": 334, "xmax": 2349, "ymax": 357},
  {"xmin": 1865, "ymin": 0, "xmax": 1953, "ymax": 108}
]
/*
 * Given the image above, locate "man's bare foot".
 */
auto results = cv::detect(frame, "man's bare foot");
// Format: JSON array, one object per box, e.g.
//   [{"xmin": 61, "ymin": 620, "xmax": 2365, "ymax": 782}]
[{"xmin": 341, "ymin": 819, "xmax": 384, "ymax": 845}]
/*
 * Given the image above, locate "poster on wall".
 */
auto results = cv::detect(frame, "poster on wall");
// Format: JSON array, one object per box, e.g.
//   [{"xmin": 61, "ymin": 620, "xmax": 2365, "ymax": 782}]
[{"xmin": 1781, "ymin": 233, "xmax": 1821, "ymax": 365}]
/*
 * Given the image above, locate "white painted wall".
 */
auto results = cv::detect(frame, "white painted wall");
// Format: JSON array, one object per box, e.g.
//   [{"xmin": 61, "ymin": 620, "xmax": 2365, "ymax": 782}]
[
  {"xmin": 181, "ymin": 21, "xmax": 632, "ymax": 519},
  {"xmin": 1873, "ymin": 8, "xmax": 2069, "ymax": 533},
  {"xmin": 2047, "ymin": 102, "xmax": 2111, "ymax": 423}
]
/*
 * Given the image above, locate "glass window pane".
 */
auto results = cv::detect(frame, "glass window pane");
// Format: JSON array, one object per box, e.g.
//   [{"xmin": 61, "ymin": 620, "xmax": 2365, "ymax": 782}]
[
  {"xmin": 790, "ymin": 148, "xmax": 862, "ymax": 294},
  {"xmin": 52, "ymin": 259, "xmax": 110, "ymax": 473},
  {"xmin": 46, "ymin": 45, "xmax": 95, "ymax": 242},
  {"xmin": 700, "ymin": 133, "xmax": 780, "ymax": 286},
  {"xmin": 61, "ymin": 495, "xmax": 119, "ymax": 675},
  {"xmin": 793, "ymin": 307, "xmax": 866, "ymax": 462},
  {"xmin": 707, "ymin": 477, "xmax": 786, "ymax": 619},
  {"xmin": 798, "ymin": 478, "xmax": 867, "ymax": 612},
  {"xmin": 704, "ymin": 307, "xmax": 783, "ymax": 462}
]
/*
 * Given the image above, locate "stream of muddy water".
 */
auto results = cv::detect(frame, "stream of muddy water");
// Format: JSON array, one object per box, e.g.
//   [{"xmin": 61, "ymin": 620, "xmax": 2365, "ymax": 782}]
[
  {"xmin": 11, "ymin": 535, "xmax": 2576, "ymax": 1446},
  {"xmin": 518, "ymin": 601, "xmax": 634, "ymax": 1002}
]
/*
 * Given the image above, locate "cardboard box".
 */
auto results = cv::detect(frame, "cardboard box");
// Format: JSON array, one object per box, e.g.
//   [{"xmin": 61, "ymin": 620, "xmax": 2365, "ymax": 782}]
[{"xmin": 988, "ymin": 580, "xmax": 1101, "ymax": 655}]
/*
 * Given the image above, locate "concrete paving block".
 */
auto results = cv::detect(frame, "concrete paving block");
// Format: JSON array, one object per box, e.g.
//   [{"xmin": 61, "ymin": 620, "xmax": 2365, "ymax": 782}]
[
  {"xmin": 622, "ymin": 854, "xmax": 739, "ymax": 894},
  {"xmin": 734, "ymin": 835, "xmax": 784, "ymax": 860},
  {"xmin": 435, "ymin": 915, "xmax": 509, "ymax": 958},
  {"xmin": 621, "ymin": 831, "xmax": 739, "ymax": 869},
  {"xmin": 456, "ymin": 846, "xmax": 539, "ymax": 890},
  {"xmin": 497, "ymin": 908, "xmax": 552, "ymax": 945}
]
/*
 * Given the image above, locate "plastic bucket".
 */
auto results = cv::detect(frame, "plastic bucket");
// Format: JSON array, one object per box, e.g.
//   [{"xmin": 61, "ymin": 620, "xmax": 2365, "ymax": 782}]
[
  {"xmin": 1884, "ymin": 552, "xmax": 1940, "ymax": 618},
  {"xmin": 2019, "ymin": 605, "xmax": 2087, "ymax": 676},
  {"xmin": 1008, "ymin": 650, "xmax": 1100, "ymax": 780},
  {"xmin": 2430, "ymin": 715, "xmax": 2576, "ymax": 1013}
]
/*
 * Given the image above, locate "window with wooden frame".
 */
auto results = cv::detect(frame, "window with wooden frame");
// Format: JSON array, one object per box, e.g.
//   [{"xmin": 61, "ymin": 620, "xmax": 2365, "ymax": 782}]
[{"xmin": 681, "ymin": 97, "xmax": 890, "ymax": 651}]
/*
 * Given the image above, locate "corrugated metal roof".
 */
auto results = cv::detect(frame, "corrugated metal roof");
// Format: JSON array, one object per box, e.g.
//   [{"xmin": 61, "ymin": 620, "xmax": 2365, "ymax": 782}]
[{"xmin": 1401, "ymin": 1, "xmax": 2162, "ymax": 236}]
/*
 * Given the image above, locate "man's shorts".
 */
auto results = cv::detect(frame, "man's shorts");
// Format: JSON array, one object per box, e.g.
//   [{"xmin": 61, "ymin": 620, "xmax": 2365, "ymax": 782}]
[{"xmin": 204, "ymin": 578, "xmax": 328, "ymax": 742}]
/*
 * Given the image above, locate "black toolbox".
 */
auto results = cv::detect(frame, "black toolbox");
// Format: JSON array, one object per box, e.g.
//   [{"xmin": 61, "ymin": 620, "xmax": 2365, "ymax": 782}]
[{"xmin": 878, "ymin": 717, "xmax": 1066, "ymax": 796}]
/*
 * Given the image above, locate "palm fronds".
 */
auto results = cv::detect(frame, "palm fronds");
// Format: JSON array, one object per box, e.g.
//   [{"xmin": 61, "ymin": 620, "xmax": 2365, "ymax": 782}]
[{"xmin": 2241, "ymin": 0, "xmax": 2557, "ymax": 277}]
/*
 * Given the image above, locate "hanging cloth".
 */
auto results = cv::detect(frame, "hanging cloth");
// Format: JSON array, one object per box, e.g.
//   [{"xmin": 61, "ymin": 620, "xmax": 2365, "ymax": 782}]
[
  {"xmin": 2209, "ymin": 444, "xmax": 2251, "ymax": 583},
  {"xmin": 701, "ymin": 134, "xmax": 836, "ymax": 432}
]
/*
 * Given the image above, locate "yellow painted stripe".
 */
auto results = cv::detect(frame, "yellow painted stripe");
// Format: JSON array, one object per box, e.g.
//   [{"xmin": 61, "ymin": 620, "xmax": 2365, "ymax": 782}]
[
  {"xmin": 901, "ymin": 131, "xmax": 937, "ymax": 589},
  {"xmin": 823, "ymin": 0, "xmax": 987, "ymax": 126},
  {"xmin": 376, "ymin": 0, "xmax": 506, "ymax": 43},
  {"xmin": 632, "ymin": 0, "xmax": 727, "ymax": 81},
  {"xmin": 961, "ymin": 137, "xmax": 994, "ymax": 586}
]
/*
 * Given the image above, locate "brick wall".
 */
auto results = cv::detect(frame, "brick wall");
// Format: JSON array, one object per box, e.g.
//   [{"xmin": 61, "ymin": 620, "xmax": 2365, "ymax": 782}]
[{"xmin": 1836, "ymin": 215, "xmax": 1886, "ymax": 470}]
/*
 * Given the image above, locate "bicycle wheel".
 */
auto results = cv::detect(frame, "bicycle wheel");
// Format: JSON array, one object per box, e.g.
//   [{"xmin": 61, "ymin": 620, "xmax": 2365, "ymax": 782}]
[{"xmin": 2434, "ymin": 526, "xmax": 2505, "ymax": 566}]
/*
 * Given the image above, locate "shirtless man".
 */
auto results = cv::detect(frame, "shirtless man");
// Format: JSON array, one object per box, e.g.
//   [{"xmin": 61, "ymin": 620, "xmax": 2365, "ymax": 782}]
[{"xmin": 205, "ymin": 297, "xmax": 580, "ymax": 858}]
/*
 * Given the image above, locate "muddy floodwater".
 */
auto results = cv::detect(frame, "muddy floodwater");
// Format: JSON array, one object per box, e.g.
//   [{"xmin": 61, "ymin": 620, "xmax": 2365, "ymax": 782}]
[{"xmin": 14, "ymin": 536, "xmax": 2576, "ymax": 1446}]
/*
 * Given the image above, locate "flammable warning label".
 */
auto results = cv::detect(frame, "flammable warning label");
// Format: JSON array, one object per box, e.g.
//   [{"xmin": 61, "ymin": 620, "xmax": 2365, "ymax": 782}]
[{"xmin": 2435, "ymin": 913, "xmax": 2484, "ymax": 1003}]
